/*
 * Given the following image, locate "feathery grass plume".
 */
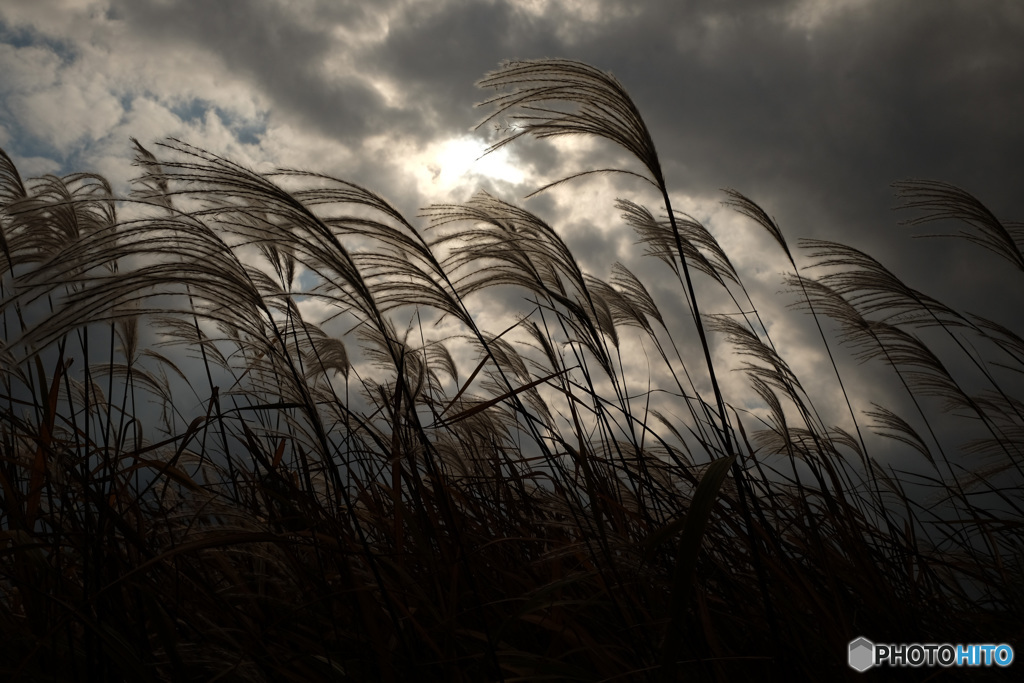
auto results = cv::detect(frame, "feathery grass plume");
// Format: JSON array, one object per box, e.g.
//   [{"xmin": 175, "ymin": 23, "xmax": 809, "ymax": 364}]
[
  {"xmin": 618, "ymin": 198, "xmax": 738, "ymax": 286},
  {"xmin": 476, "ymin": 58, "xmax": 663, "ymax": 191},
  {"xmin": 799, "ymin": 237, "xmax": 962, "ymax": 327},
  {"xmin": 0, "ymin": 148, "xmax": 26, "ymax": 204},
  {"xmin": 609, "ymin": 261, "xmax": 664, "ymax": 328},
  {"xmin": 0, "ymin": 149, "xmax": 25, "ymax": 272},
  {"xmin": 895, "ymin": 179, "xmax": 1024, "ymax": 272},
  {"xmin": 866, "ymin": 403, "xmax": 934, "ymax": 464},
  {"xmin": 721, "ymin": 188, "xmax": 792, "ymax": 261}
]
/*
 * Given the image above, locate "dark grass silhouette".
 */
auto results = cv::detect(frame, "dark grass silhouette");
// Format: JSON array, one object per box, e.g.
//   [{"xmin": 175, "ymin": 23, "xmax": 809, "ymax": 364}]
[{"xmin": 1, "ymin": 59, "xmax": 1020, "ymax": 681}]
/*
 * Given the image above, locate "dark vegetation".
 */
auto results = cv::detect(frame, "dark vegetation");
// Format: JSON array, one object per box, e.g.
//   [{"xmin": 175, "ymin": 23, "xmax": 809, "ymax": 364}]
[{"xmin": 0, "ymin": 59, "xmax": 1020, "ymax": 681}]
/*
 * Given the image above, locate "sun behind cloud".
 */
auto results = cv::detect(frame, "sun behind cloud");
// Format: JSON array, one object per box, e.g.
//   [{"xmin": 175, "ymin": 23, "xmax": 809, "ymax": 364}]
[{"xmin": 424, "ymin": 135, "xmax": 524, "ymax": 194}]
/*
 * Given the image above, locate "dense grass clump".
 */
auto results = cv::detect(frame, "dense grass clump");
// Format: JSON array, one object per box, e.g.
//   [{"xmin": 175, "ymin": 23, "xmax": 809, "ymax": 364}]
[{"xmin": 1, "ymin": 59, "xmax": 1020, "ymax": 681}]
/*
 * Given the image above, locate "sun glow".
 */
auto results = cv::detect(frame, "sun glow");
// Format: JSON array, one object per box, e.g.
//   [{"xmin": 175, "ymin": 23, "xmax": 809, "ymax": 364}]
[{"xmin": 428, "ymin": 136, "xmax": 524, "ymax": 190}]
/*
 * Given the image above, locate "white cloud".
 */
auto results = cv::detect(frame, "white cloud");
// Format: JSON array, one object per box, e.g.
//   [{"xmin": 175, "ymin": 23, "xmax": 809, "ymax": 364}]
[
  {"xmin": 8, "ymin": 154, "xmax": 62, "ymax": 177},
  {"xmin": 12, "ymin": 78, "xmax": 124, "ymax": 150},
  {"xmin": 0, "ymin": 43, "xmax": 62, "ymax": 94},
  {"xmin": 0, "ymin": 0, "xmax": 111, "ymax": 40}
]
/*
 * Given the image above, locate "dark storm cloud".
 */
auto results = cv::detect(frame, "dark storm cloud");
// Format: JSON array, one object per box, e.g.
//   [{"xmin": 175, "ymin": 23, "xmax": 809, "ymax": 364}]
[
  {"xmin": 550, "ymin": 1, "xmax": 1024, "ymax": 219},
  {"xmin": 367, "ymin": 1, "xmax": 553, "ymax": 131},
  {"xmin": 108, "ymin": 0, "xmax": 422, "ymax": 144}
]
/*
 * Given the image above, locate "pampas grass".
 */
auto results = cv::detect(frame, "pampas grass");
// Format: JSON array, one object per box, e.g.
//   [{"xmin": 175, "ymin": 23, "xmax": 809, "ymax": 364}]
[{"xmin": 1, "ymin": 59, "xmax": 1020, "ymax": 681}]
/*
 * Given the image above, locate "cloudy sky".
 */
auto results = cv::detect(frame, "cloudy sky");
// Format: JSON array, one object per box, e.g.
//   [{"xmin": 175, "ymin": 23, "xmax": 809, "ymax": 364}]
[{"xmin": 2, "ymin": 0, "xmax": 1023, "ymax": 461}]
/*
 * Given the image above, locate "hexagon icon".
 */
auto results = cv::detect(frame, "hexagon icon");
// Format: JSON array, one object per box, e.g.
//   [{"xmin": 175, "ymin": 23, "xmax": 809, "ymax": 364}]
[{"xmin": 849, "ymin": 637, "xmax": 875, "ymax": 672}]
